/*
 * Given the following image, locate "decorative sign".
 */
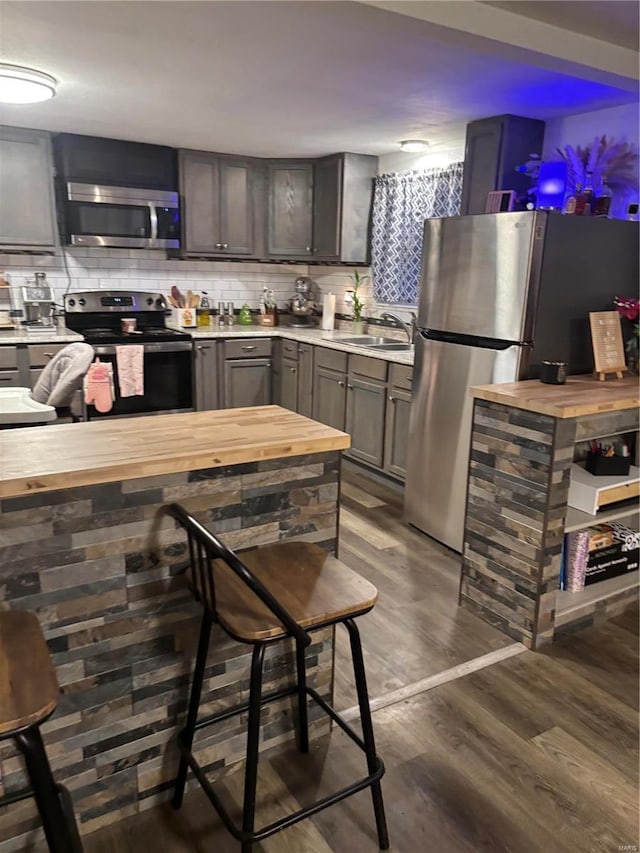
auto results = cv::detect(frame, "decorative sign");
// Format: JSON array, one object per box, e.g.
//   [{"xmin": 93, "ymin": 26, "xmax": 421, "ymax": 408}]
[{"xmin": 589, "ymin": 311, "xmax": 627, "ymax": 381}]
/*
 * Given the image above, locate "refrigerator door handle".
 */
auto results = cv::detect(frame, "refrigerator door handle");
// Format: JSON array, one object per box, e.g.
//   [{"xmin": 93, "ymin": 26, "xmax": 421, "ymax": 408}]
[{"xmin": 419, "ymin": 328, "xmax": 531, "ymax": 351}]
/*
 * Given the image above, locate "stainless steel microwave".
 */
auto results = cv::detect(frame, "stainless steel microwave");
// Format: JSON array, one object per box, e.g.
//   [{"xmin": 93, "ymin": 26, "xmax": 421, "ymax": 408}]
[{"xmin": 65, "ymin": 182, "xmax": 180, "ymax": 249}]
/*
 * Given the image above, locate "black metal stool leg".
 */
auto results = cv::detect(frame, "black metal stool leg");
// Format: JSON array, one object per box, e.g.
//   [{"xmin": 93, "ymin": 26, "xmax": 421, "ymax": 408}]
[
  {"xmin": 173, "ymin": 609, "xmax": 213, "ymax": 809},
  {"xmin": 295, "ymin": 639, "xmax": 309, "ymax": 754},
  {"xmin": 15, "ymin": 727, "xmax": 82, "ymax": 853},
  {"xmin": 241, "ymin": 644, "xmax": 265, "ymax": 853},
  {"xmin": 345, "ymin": 619, "xmax": 390, "ymax": 851}
]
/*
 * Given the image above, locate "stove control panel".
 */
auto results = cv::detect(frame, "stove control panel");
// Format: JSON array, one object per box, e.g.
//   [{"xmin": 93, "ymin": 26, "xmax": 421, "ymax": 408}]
[{"xmin": 64, "ymin": 291, "xmax": 167, "ymax": 313}]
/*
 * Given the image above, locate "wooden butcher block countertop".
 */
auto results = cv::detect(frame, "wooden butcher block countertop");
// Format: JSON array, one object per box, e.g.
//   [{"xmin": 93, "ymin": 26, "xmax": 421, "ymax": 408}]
[
  {"xmin": 0, "ymin": 406, "xmax": 350, "ymax": 499},
  {"xmin": 470, "ymin": 374, "xmax": 640, "ymax": 419}
]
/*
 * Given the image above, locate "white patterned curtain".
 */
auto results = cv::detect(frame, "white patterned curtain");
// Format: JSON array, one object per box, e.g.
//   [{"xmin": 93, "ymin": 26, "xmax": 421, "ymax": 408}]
[{"xmin": 371, "ymin": 162, "xmax": 464, "ymax": 304}]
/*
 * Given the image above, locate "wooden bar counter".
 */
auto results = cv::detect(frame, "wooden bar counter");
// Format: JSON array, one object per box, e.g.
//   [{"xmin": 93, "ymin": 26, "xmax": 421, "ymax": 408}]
[
  {"xmin": 0, "ymin": 407, "xmax": 349, "ymax": 847},
  {"xmin": 461, "ymin": 375, "xmax": 639, "ymax": 650}
]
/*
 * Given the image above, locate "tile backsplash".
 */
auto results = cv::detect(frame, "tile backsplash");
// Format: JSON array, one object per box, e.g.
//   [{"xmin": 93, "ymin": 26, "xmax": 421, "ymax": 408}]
[{"xmin": 0, "ymin": 248, "xmax": 416, "ymax": 323}]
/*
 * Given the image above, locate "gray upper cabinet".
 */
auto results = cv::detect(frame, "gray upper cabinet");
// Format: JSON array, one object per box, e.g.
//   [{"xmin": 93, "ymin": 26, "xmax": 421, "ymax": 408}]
[
  {"xmin": 194, "ymin": 341, "xmax": 218, "ymax": 411},
  {"xmin": 180, "ymin": 150, "xmax": 255, "ymax": 256},
  {"xmin": 0, "ymin": 127, "xmax": 58, "ymax": 251},
  {"xmin": 312, "ymin": 153, "xmax": 377, "ymax": 264},
  {"xmin": 267, "ymin": 162, "xmax": 313, "ymax": 258},
  {"xmin": 460, "ymin": 115, "xmax": 545, "ymax": 215}
]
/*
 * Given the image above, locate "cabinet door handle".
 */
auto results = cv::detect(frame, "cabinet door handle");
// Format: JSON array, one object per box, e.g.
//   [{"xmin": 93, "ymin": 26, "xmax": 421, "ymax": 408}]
[
  {"xmin": 241, "ymin": 345, "xmax": 256, "ymax": 351},
  {"xmin": 338, "ymin": 380, "xmax": 345, "ymax": 387},
  {"xmin": 305, "ymin": 246, "xmax": 312, "ymax": 252},
  {"xmin": 388, "ymin": 395, "xmax": 395, "ymax": 402},
  {"xmin": 44, "ymin": 352, "xmax": 55, "ymax": 358},
  {"xmin": 215, "ymin": 242, "xmax": 223, "ymax": 249},
  {"xmin": 196, "ymin": 345, "xmax": 210, "ymax": 351},
  {"xmin": 290, "ymin": 367, "xmax": 297, "ymax": 374},
  {"xmin": 0, "ymin": 376, "xmax": 12, "ymax": 382},
  {"xmin": 347, "ymin": 384, "xmax": 353, "ymax": 390},
  {"xmin": 222, "ymin": 243, "xmax": 229, "ymax": 249}
]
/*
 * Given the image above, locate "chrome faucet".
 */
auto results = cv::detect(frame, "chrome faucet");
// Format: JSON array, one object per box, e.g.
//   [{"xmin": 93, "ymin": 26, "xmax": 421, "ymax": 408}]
[{"xmin": 381, "ymin": 311, "xmax": 417, "ymax": 344}]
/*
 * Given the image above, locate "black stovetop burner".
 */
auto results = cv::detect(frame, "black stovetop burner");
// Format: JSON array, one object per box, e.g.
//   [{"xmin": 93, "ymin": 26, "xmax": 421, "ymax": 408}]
[{"xmin": 80, "ymin": 326, "xmax": 191, "ymax": 344}]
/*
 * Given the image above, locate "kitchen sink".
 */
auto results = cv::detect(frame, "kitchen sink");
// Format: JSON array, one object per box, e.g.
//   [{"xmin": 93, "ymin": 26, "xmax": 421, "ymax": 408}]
[
  {"xmin": 368, "ymin": 343, "xmax": 414, "ymax": 352},
  {"xmin": 339, "ymin": 336, "xmax": 400, "ymax": 346}
]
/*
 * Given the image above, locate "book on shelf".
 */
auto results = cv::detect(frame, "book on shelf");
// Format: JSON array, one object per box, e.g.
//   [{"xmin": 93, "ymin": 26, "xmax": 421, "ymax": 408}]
[{"xmin": 563, "ymin": 522, "xmax": 639, "ymax": 592}]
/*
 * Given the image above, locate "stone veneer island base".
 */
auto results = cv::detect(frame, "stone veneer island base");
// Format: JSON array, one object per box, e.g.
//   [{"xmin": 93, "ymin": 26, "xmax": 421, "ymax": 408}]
[
  {"xmin": 0, "ymin": 407, "xmax": 349, "ymax": 850},
  {"xmin": 461, "ymin": 376, "xmax": 639, "ymax": 650}
]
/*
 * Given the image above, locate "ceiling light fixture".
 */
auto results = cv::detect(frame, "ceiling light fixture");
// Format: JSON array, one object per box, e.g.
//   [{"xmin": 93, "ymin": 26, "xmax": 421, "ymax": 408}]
[
  {"xmin": 0, "ymin": 64, "xmax": 57, "ymax": 104},
  {"xmin": 399, "ymin": 139, "xmax": 430, "ymax": 153}
]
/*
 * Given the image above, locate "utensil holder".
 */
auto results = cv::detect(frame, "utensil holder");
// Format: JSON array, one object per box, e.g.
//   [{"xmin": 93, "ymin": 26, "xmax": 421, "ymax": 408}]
[{"xmin": 585, "ymin": 452, "xmax": 631, "ymax": 477}]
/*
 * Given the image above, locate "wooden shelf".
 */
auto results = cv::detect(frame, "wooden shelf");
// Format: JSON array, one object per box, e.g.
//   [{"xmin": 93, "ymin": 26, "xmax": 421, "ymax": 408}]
[
  {"xmin": 556, "ymin": 571, "xmax": 639, "ymax": 620},
  {"xmin": 564, "ymin": 502, "xmax": 640, "ymax": 533}
]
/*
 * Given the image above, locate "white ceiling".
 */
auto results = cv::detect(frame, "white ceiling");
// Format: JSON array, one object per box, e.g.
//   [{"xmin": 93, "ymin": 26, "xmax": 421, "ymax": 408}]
[{"xmin": 0, "ymin": 1, "xmax": 637, "ymax": 158}]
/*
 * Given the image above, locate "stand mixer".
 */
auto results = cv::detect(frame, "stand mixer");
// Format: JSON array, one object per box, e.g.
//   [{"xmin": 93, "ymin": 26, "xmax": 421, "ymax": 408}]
[{"xmin": 286, "ymin": 276, "xmax": 316, "ymax": 327}]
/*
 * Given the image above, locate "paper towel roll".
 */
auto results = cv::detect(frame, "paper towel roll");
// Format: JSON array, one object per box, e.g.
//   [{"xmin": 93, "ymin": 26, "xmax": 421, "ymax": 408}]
[{"xmin": 322, "ymin": 292, "xmax": 336, "ymax": 331}]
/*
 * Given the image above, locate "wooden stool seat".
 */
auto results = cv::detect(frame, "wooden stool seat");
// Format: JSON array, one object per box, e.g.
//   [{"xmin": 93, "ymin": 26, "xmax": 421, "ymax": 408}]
[
  {"xmin": 0, "ymin": 611, "xmax": 59, "ymax": 736},
  {"xmin": 215, "ymin": 542, "xmax": 378, "ymax": 642}
]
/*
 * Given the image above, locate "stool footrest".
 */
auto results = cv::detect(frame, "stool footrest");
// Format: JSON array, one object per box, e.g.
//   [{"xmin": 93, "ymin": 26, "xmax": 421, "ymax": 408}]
[{"xmin": 176, "ymin": 683, "xmax": 385, "ymax": 845}]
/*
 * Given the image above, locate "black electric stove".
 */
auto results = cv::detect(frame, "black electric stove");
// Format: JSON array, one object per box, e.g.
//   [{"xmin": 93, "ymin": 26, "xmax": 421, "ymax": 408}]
[
  {"xmin": 64, "ymin": 290, "xmax": 193, "ymax": 419},
  {"xmin": 64, "ymin": 290, "xmax": 192, "ymax": 345}
]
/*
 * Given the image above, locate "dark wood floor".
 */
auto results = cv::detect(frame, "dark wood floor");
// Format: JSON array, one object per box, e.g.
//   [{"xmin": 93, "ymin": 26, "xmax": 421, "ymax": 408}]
[
  {"xmin": 335, "ymin": 464, "xmax": 513, "ymax": 708},
  {"xmin": 70, "ymin": 466, "xmax": 640, "ymax": 853},
  {"xmin": 79, "ymin": 605, "xmax": 639, "ymax": 853}
]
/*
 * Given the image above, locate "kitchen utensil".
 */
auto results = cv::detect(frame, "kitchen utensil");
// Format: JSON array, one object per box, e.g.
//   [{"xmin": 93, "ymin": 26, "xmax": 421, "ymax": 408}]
[{"xmin": 171, "ymin": 286, "xmax": 183, "ymax": 308}]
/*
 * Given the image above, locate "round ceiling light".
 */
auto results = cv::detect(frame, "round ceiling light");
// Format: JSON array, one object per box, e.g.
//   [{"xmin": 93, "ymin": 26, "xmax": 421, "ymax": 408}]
[
  {"xmin": 0, "ymin": 64, "xmax": 57, "ymax": 104},
  {"xmin": 399, "ymin": 139, "xmax": 430, "ymax": 153}
]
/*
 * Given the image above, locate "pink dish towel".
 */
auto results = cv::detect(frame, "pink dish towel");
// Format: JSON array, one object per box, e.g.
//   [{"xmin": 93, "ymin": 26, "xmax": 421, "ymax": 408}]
[{"xmin": 116, "ymin": 345, "xmax": 144, "ymax": 397}]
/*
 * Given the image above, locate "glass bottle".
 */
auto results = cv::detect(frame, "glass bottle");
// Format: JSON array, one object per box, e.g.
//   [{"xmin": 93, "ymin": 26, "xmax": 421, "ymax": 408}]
[
  {"xmin": 594, "ymin": 178, "xmax": 612, "ymax": 218},
  {"xmin": 196, "ymin": 291, "xmax": 210, "ymax": 328},
  {"xmin": 582, "ymin": 170, "xmax": 594, "ymax": 216},
  {"xmin": 573, "ymin": 184, "xmax": 586, "ymax": 215}
]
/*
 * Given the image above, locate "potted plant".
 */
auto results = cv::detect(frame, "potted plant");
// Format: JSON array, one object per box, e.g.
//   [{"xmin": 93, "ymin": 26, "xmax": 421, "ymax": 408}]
[{"xmin": 350, "ymin": 270, "xmax": 368, "ymax": 335}]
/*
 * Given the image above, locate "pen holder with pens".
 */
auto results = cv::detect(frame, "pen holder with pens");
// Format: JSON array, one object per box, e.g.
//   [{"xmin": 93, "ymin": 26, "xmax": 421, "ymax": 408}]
[{"xmin": 585, "ymin": 451, "xmax": 631, "ymax": 477}]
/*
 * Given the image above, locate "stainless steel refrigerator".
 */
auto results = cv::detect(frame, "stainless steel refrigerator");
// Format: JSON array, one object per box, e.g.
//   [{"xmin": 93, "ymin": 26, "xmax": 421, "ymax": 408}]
[{"xmin": 405, "ymin": 210, "xmax": 639, "ymax": 552}]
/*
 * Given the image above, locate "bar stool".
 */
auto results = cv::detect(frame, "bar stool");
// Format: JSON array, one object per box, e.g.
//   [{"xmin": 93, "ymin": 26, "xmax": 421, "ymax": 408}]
[
  {"xmin": 0, "ymin": 611, "xmax": 83, "ymax": 853},
  {"xmin": 167, "ymin": 503, "xmax": 389, "ymax": 853}
]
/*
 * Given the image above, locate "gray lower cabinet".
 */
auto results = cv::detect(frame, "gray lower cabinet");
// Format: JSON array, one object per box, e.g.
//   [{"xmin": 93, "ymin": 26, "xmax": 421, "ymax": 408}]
[
  {"xmin": 223, "ymin": 358, "xmax": 271, "ymax": 408},
  {"xmin": 383, "ymin": 364, "xmax": 413, "ymax": 481},
  {"xmin": 274, "ymin": 340, "xmax": 314, "ymax": 416},
  {"xmin": 312, "ymin": 366, "xmax": 347, "ymax": 432},
  {"xmin": 384, "ymin": 388, "xmax": 411, "ymax": 479},
  {"xmin": 222, "ymin": 338, "xmax": 273, "ymax": 409},
  {"xmin": 194, "ymin": 341, "xmax": 218, "ymax": 410},
  {"xmin": 180, "ymin": 150, "xmax": 255, "ymax": 256},
  {"xmin": 0, "ymin": 127, "xmax": 58, "ymax": 251},
  {"xmin": 345, "ymin": 354, "xmax": 388, "ymax": 468},
  {"xmin": 267, "ymin": 162, "xmax": 313, "ymax": 258},
  {"xmin": 279, "ymin": 357, "xmax": 299, "ymax": 412},
  {"xmin": 297, "ymin": 344, "xmax": 314, "ymax": 418}
]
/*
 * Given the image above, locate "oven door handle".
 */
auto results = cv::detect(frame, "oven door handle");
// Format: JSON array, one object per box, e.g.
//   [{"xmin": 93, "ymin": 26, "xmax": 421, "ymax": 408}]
[{"xmin": 91, "ymin": 342, "xmax": 193, "ymax": 356}]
